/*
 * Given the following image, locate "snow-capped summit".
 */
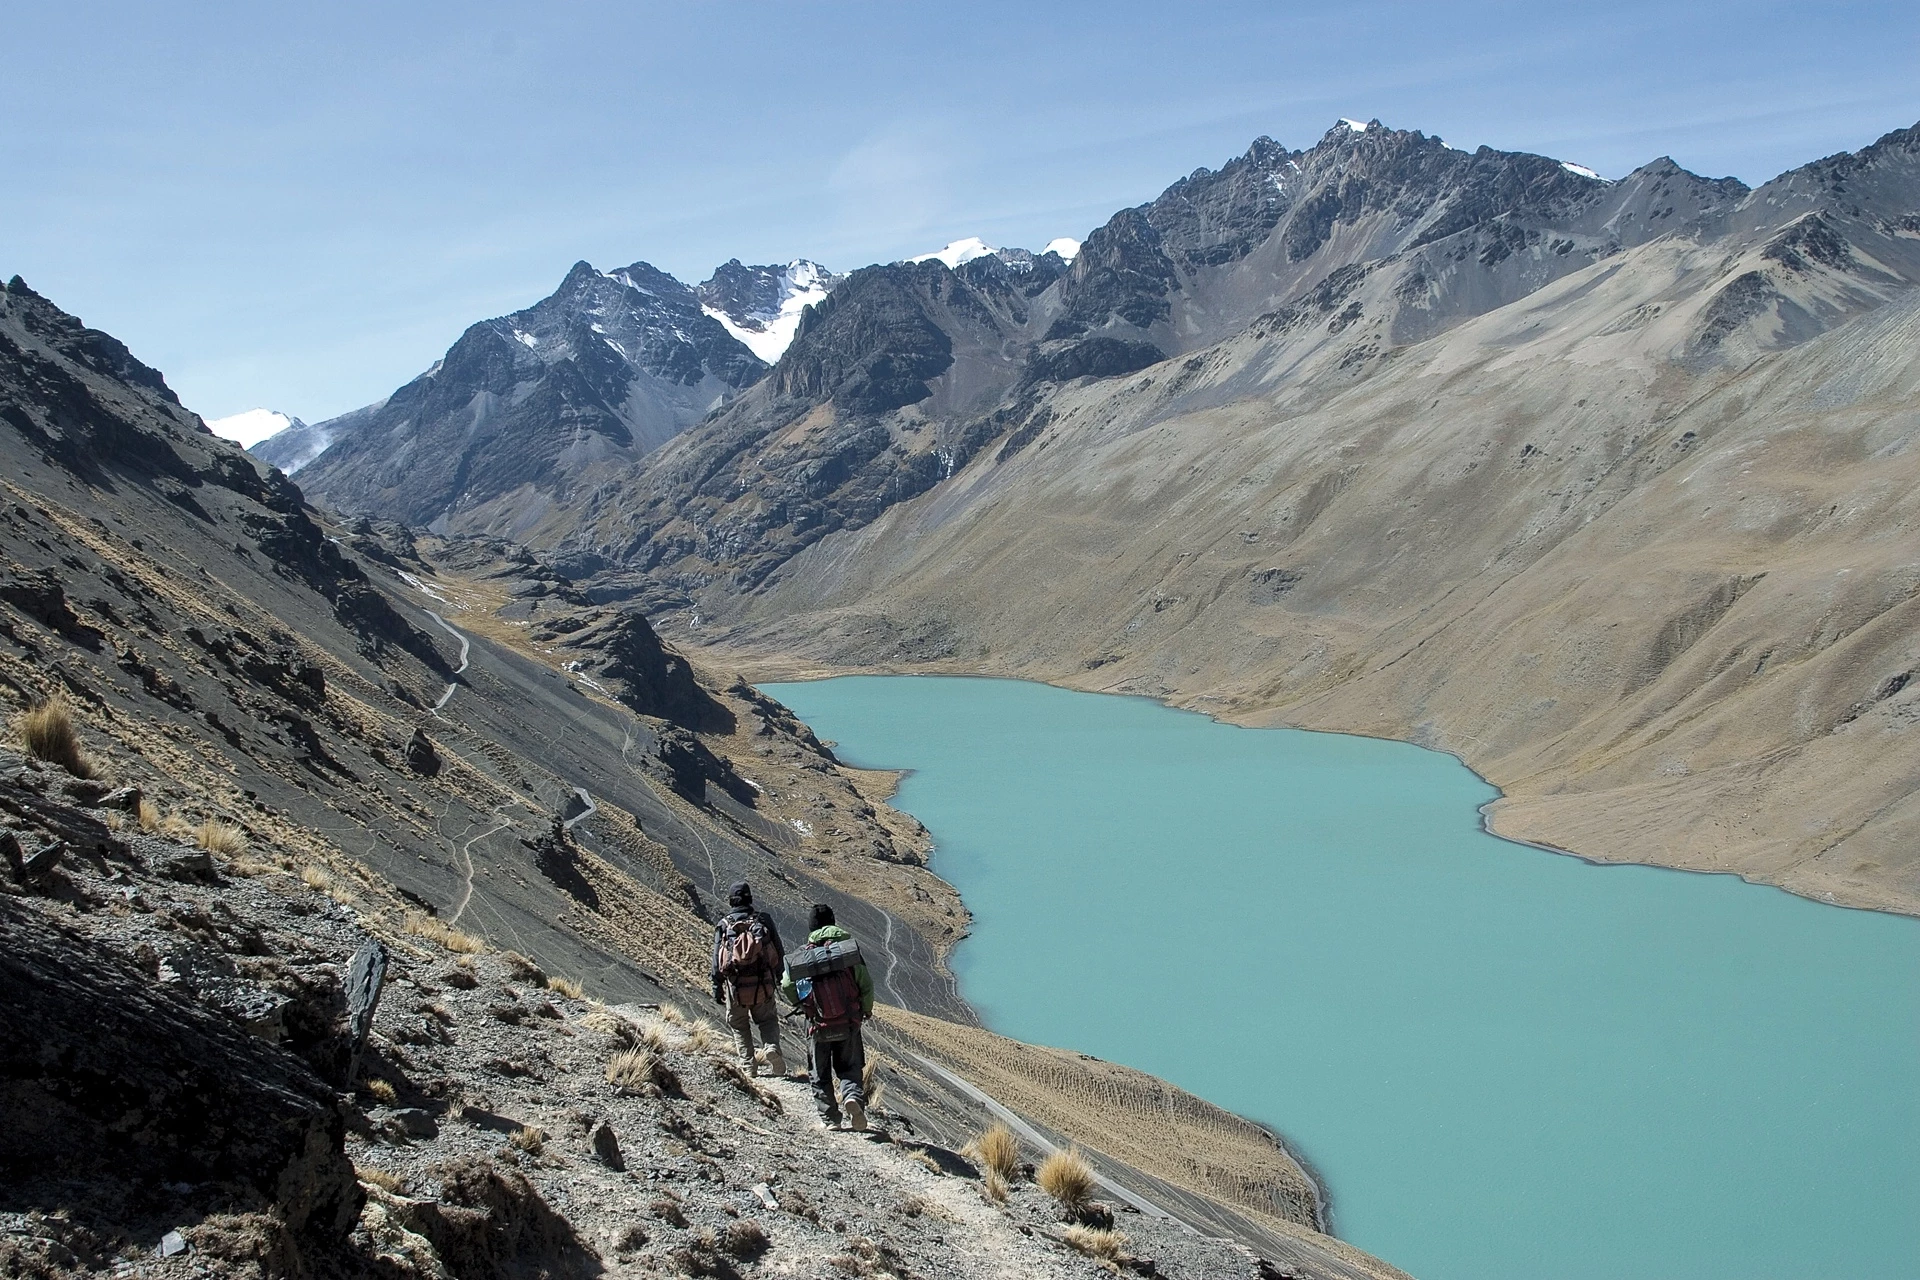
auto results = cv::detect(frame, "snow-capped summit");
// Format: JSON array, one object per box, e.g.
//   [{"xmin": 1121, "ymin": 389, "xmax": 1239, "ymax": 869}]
[
  {"xmin": 909, "ymin": 237, "xmax": 1000, "ymax": 269},
  {"xmin": 207, "ymin": 407, "xmax": 303, "ymax": 448},
  {"xmin": 697, "ymin": 259, "xmax": 842, "ymax": 364},
  {"xmin": 236, "ymin": 411, "xmax": 341, "ymax": 476},
  {"xmin": 1044, "ymin": 237, "xmax": 1082, "ymax": 261},
  {"xmin": 1339, "ymin": 117, "xmax": 1372, "ymax": 133}
]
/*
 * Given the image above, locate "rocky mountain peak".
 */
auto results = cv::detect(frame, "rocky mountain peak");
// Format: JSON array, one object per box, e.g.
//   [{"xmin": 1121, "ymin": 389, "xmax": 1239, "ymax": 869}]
[
  {"xmin": 696, "ymin": 258, "xmax": 843, "ymax": 364},
  {"xmin": 4, "ymin": 275, "xmax": 181, "ymax": 408},
  {"xmin": 280, "ymin": 258, "xmax": 769, "ymax": 530}
]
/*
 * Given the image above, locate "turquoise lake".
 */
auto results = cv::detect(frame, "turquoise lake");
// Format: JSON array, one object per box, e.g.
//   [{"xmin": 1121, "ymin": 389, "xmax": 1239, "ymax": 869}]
[{"xmin": 764, "ymin": 675, "xmax": 1920, "ymax": 1280}]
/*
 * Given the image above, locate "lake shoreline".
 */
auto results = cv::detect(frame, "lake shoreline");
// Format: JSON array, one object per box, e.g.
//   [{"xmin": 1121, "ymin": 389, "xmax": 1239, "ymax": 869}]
[
  {"xmin": 730, "ymin": 655, "xmax": 1915, "ymax": 921},
  {"xmin": 761, "ymin": 670, "xmax": 1920, "ymax": 1280}
]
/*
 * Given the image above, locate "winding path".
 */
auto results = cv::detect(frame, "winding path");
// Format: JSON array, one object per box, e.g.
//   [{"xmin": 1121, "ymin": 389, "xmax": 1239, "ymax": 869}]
[
  {"xmin": 563, "ymin": 787, "xmax": 598, "ymax": 831},
  {"xmin": 424, "ymin": 609, "xmax": 470, "ymax": 713}
]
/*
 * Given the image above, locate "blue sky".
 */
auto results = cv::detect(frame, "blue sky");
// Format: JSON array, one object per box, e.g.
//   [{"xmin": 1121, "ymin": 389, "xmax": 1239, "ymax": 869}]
[{"xmin": 2, "ymin": 1, "xmax": 1913, "ymax": 428}]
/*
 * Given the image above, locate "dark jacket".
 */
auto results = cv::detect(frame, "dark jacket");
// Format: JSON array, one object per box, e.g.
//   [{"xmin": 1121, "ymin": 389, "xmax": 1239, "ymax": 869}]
[{"xmin": 710, "ymin": 907, "xmax": 786, "ymax": 991}]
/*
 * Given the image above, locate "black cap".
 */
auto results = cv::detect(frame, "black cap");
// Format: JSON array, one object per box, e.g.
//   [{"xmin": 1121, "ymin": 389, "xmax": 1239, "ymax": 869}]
[
  {"xmin": 728, "ymin": 881, "xmax": 752, "ymax": 907},
  {"xmin": 809, "ymin": 902, "xmax": 836, "ymax": 931}
]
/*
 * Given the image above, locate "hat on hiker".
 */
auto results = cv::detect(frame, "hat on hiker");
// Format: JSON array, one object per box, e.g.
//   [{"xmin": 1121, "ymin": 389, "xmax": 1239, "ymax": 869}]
[
  {"xmin": 728, "ymin": 881, "xmax": 752, "ymax": 907},
  {"xmin": 809, "ymin": 902, "xmax": 835, "ymax": 930}
]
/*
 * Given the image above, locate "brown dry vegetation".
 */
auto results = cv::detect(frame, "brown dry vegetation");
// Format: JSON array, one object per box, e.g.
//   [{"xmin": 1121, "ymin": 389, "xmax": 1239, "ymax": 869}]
[
  {"xmin": 1062, "ymin": 1225, "xmax": 1127, "ymax": 1262},
  {"xmin": 195, "ymin": 818, "xmax": 247, "ymax": 856},
  {"xmin": 970, "ymin": 1123, "xmax": 1020, "ymax": 1181},
  {"xmin": 1037, "ymin": 1149, "xmax": 1096, "ymax": 1215},
  {"xmin": 879, "ymin": 1004, "xmax": 1322, "ymax": 1233},
  {"xmin": 403, "ymin": 911, "xmax": 486, "ymax": 954},
  {"xmin": 14, "ymin": 698, "xmax": 96, "ymax": 778}
]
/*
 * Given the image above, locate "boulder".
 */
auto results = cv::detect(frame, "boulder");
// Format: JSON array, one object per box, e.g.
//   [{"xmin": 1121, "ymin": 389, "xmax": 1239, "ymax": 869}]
[{"xmin": 0, "ymin": 896, "xmax": 361, "ymax": 1241}]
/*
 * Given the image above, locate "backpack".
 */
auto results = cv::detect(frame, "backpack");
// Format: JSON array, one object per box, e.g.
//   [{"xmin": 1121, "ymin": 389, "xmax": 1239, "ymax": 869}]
[
  {"xmin": 798, "ymin": 966, "xmax": 862, "ymax": 1039},
  {"xmin": 718, "ymin": 913, "xmax": 774, "ymax": 1004}
]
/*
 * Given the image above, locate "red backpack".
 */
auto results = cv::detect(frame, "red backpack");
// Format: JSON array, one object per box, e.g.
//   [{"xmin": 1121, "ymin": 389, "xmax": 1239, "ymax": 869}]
[
  {"xmin": 801, "ymin": 966, "xmax": 862, "ymax": 1038},
  {"xmin": 719, "ymin": 914, "xmax": 775, "ymax": 1004}
]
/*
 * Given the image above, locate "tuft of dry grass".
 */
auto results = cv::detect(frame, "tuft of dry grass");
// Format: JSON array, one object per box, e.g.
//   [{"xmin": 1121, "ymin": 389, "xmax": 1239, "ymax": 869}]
[
  {"xmin": 1037, "ymin": 1148, "xmax": 1096, "ymax": 1215},
  {"xmin": 971, "ymin": 1122, "xmax": 1020, "ymax": 1181},
  {"xmin": 713, "ymin": 1059, "xmax": 784, "ymax": 1115},
  {"xmin": 684, "ymin": 1022, "xmax": 717, "ymax": 1054},
  {"xmin": 545, "ymin": 975, "xmax": 584, "ymax": 1000},
  {"xmin": 510, "ymin": 1125, "xmax": 545, "ymax": 1155},
  {"xmin": 159, "ymin": 811, "xmax": 197, "ymax": 841},
  {"xmin": 403, "ymin": 911, "xmax": 484, "ymax": 954},
  {"xmin": 608, "ymin": 1047, "xmax": 679, "ymax": 1095},
  {"xmin": 14, "ymin": 699, "xmax": 96, "ymax": 778},
  {"xmin": 862, "ymin": 1057, "xmax": 887, "ymax": 1112},
  {"xmin": 196, "ymin": 818, "xmax": 247, "ymax": 856},
  {"xmin": 136, "ymin": 796, "xmax": 160, "ymax": 832},
  {"xmin": 906, "ymin": 1149, "xmax": 943, "ymax": 1175},
  {"xmin": 355, "ymin": 1165, "xmax": 407, "ymax": 1194},
  {"xmin": 719, "ymin": 1220, "xmax": 770, "ymax": 1261},
  {"xmin": 581, "ymin": 1008, "xmax": 631, "ymax": 1042},
  {"xmin": 503, "ymin": 951, "xmax": 545, "ymax": 984},
  {"xmin": 658, "ymin": 1003, "xmax": 686, "ymax": 1026},
  {"xmin": 300, "ymin": 864, "xmax": 332, "ymax": 891},
  {"xmin": 983, "ymin": 1168, "xmax": 1009, "ymax": 1204},
  {"xmin": 364, "ymin": 1077, "xmax": 397, "ymax": 1104},
  {"xmin": 1061, "ymin": 1225, "xmax": 1126, "ymax": 1262}
]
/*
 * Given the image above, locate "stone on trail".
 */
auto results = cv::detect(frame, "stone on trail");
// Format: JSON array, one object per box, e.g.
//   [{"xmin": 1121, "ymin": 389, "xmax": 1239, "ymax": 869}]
[
  {"xmin": 405, "ymin": 728, "xmax": 439, "ymax": 776},
  {"xmin": 94, "ymin": 784, "xmax": 142, "ymax": 811},
  {"xmin": 392, "ymin": 1107, "xmax": 438, "ymax": 1139},
  {"xmin": 345, "ymin": 938, "xmax": 388, "ymax": 1081},
  {"xmin": 591, "ymin": 1121, "xmax": 625, "ymax": 1171},
  {"xmin": 155, "ymin": 1230, "xmax": 188, "ymax": 1259}
]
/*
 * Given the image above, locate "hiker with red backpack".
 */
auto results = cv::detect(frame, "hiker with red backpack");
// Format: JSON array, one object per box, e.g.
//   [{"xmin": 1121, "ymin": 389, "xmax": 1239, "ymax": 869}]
[
  {"xmin": 779, "ymin": 903, "xmax": 876, "ymax": 1130},
  {"xmin": 711, "ymin": 881, "xmax": 788, "ymax": 1077}
]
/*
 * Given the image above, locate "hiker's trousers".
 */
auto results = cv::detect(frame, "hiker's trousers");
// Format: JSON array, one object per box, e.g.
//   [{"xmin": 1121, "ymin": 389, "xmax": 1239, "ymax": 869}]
[
  {"xmin": 809, "ymin": 1028, "xmax": 865, "ymax": 1120},
  {"xmin": 725, "ymin": 989, "xmax": 781, "ymax": 1063}
]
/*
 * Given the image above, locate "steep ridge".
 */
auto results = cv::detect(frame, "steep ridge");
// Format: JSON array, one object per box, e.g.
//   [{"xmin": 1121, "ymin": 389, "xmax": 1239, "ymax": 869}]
[
  {"xmin": 286, "ymin": 260, "xmax": 769, "ymax": 535},
  {"xmin": 1, "ymin": 278, "xmax": 1399, "ymax": 1277},
  {"xmin": 513, "ymin": 121, "xmax": 1788, "ymax": 608}
]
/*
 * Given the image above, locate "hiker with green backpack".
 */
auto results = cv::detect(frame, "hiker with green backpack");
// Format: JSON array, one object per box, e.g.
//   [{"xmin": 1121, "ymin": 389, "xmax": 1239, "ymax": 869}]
[
  {"xmin": 780, "ymin": 902, "xmax": 876, "ymax": 1130},
  {"xmin": 711, "ymin": 881, "xmax": 787, "ymax": 1077}
]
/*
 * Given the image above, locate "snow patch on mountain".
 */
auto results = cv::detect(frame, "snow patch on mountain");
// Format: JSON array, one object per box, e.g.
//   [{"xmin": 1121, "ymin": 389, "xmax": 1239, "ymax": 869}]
[
  {"xmin": 911, "ymin": 237, "xmax": 999, "ymax": 268},
  {"xmin": 697, "ymin": 259, "xmax": 837, "ymax": 364},
  {"xmin": 1340, "ymin": 118, "xmax": 1372, "ymax": 133},
  {"xmin": 207, "ymin": 407, "xmax": 301, "ymax": 448},
  {"xmin": 1561, "ymin": 161, "xmax": 1603, "ymax": 180},
  {"xmin": 243, "ymin": 411, "xmax": 337, "ymax": 475},
  {"xmin": 1044, "ymin": 237, "xmax": 1082, "ymax": 261}
]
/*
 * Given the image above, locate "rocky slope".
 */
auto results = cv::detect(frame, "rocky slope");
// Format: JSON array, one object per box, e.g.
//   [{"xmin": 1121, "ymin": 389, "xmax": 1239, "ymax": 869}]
[
  {"xmin": 279, "ymin": 260, "xmax": 770, "ymax": 536},
  {"xmin": 486, "ymin": 117, "xmax": 1920, "ymax": 915},
  {"xmin": 0, "ymin": 278, "xmax": 1399, "ymax": 1277}
]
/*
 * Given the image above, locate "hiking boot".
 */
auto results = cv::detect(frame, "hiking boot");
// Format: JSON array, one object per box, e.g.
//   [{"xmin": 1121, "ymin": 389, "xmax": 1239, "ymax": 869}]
[
  {"xmin": 843, "ymin": 1099, "xmax": 867, "ymax": 1132},
  {"xmin": 764, "ymin": 1049, "xmax": 787, "ymax": 1077}
]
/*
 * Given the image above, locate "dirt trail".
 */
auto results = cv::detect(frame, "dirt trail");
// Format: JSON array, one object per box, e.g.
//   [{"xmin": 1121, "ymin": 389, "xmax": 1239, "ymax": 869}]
[{"xmin": 423, "ymin": 608, "xmax": 470, "ymax": 713}]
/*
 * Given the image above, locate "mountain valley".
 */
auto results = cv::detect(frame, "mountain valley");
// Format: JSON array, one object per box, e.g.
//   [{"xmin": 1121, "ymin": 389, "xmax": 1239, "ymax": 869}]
[{"xmin": 273, "ymin": 116, "xmax": 1920, "ymax": 915}]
